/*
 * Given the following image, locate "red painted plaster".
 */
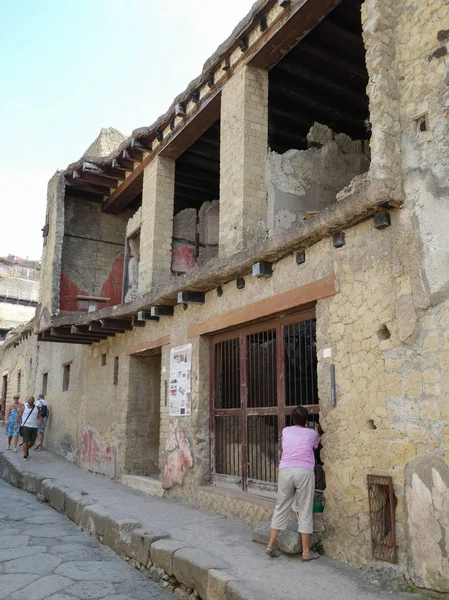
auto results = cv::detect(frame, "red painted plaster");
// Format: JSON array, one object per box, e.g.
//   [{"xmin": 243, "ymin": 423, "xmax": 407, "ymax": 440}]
[
  {"xmin": 171, "ymin": 246, "xmax": 195, "ymax": 274},
  {"xmin": 60, "ymin": 271, "xmax": 87, "ymax": 312},
  {"xmin": 100, "ymin": 251, "xmax": 124, "ymax": 306},
  {"xmin": 59, "ymin": 251, "xmax": 124, "ymax": 311},
  {"xmin": 81, "ymin": 426, "xmax": 116, "ymax": 478}
]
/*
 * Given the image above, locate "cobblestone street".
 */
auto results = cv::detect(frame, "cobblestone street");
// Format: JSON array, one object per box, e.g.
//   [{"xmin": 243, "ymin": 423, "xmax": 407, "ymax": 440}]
[{"xmin": 0, "ymin": 480, "xmax": 172, "ymax": 600}]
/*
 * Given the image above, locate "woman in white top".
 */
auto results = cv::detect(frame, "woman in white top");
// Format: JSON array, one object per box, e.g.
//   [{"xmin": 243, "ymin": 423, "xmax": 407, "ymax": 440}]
[{"xmin": 15, "ymin": 396, "xmax": 44, "ymax": 461}]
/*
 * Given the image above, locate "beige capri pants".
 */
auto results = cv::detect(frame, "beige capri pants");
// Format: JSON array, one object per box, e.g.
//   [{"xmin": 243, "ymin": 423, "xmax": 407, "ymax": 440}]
[{"xmin": 271, "ymin": 467, "xmax": 315, "ymax": 534}]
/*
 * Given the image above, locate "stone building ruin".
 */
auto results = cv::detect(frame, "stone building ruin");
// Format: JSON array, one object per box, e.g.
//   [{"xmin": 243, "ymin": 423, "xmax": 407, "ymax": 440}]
[{"xmin": 2, "ymin": 0, "xmax": 449, "ymax": 594}]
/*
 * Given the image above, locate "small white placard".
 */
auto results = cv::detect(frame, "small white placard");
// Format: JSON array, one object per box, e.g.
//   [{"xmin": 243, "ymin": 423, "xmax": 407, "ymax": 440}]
[
  {"xmin": 323, "ymin": 347, "xmax": 332, "ymax": 359},
  {"xmin": 161, "ymin": 366, "xmax": 167, "ymax": 374}
]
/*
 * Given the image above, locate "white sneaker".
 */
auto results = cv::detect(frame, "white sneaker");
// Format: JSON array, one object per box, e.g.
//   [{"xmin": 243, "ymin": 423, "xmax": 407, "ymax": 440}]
[{"xmin": 13, "ymin": 448, "xmax": 17, "ymax": 453}]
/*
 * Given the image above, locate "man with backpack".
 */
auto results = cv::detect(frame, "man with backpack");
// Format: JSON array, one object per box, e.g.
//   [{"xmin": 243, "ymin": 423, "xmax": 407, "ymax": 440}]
[
  {"xmin": 15, "ymin": 396, "xmax": 44, "ymax": 460},
  {"xmin": 35, "ymin": 393, "xmax": 49, "ymax": 451}
]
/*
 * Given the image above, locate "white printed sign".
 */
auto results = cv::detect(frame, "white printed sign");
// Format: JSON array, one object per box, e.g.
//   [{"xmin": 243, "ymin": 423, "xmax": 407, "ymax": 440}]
[{"xmin": 169, "ymin": 344, "xmax": 192, "ymax": 416}]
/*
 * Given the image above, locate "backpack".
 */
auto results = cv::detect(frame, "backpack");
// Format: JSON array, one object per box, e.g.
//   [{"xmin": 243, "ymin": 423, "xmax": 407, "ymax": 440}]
[{"xmin": 40, "ymin": 403, "xmax": 48, "ymax": 417}]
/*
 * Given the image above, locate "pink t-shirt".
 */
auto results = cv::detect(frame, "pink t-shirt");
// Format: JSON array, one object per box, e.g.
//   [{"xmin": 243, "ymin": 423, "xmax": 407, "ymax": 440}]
[{"xmin": 279, "ymin": 426, "xmax": 320, "ymax": 470}]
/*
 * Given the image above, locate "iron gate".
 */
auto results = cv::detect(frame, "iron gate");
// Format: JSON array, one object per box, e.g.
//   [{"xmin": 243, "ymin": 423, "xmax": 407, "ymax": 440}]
[{"xmin": 211, "ymin": 309, "xmax": 319, "ymax": 493}]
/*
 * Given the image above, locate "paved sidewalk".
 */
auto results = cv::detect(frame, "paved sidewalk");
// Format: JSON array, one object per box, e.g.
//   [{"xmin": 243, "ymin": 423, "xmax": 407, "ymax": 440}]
[
  {"xmin": 0, "ymin": 479, "xmax": 171, "ymax": 600},
  {"xmin": 0, "ymin": 436, "xmax": 422, "ymax": 600}
]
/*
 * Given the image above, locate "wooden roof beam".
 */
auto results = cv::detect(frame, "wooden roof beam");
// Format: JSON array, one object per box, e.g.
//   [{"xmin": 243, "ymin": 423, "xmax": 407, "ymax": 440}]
[
  {"xmin": 83, "ymin": 162, "xmax": 126, "ymax": 181},
  {"xmin": 100, "ymin": 318, "xmax": 133, "ymax": 331},
  {"xmin": 296, "ymin": 42, "xmax": 368, "ymax": 81},
  {"xmin": 65, "ymin": 180, "xmax": 109, "ymax": 197},
  {"xmin": 275, "ymin": 61, "xmax": 367, "ymax": 105},
  {"xmin": 73, "ymin": 171, "xmax": 118, "ymax": 190}
]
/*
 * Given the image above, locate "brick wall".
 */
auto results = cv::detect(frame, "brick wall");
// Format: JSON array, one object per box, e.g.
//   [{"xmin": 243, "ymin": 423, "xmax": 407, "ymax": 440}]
[
  {"xmin": 138, "ymin": 156, "xmax": 175, "ymax": 292},
  {"xmin": 219, "ymin": 66, "xmax": 268, "ymax": 256}
]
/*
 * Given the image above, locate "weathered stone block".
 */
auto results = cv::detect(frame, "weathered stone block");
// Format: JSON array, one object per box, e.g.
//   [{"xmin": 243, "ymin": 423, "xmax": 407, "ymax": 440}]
[
  {"xmin": 64, "ymin": 491, "xmax": 96, "ymax": 525},
  {"xmin": 207, "ymin": 569, "xmax": 238, "ymax": 600},
  {"xmin": 224, "ymin": 580, "xmax": 272, "ymax": 600},
  {"xmin": 151, "ymin": 539, "xmax": 187, "ymax": 575},
  {"xmin": 130, "ymin": 528, "xmax": 170, "ymax": 565},
  {"xmin": 79, "ymin": 504, "xmax": 111, "ymax": 539},
  {"xmin": 49, "ymin": 484, "xmax": 70, "ymax": 513},
  {"xmin": 252, "ymin": 520, "xmax": 318, "ymax": 554},
  {"xmin": 172, "ymin": 547, "xmax": 230, "ymax": 599},
  {"xmin": 406, "ymin": 372, "xmax": 423, "ymax": 396}
]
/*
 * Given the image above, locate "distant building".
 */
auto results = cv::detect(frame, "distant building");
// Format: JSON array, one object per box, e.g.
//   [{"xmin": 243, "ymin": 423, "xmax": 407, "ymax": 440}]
[{"xmin": 0, "ymin": 256, "xmax": 40, "ymax": 343}]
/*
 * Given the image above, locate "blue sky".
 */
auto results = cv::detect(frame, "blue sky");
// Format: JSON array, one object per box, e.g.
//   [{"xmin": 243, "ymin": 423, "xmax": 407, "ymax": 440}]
[{"xmin": 0, "ymin": 0, "xmax": 254, "ymax": 260}]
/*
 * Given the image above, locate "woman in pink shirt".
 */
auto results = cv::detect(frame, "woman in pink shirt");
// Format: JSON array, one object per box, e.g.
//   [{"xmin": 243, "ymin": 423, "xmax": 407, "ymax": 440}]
[{"xmin": 266, "ymin": 406, "xmax": 320, "ymax": 561}]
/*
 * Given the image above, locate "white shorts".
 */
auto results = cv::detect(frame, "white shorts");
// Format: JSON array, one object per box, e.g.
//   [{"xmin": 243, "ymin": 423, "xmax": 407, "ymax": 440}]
[{"xmin": 271, "ymin": 467, "xmax": 315, "ymax": 534}]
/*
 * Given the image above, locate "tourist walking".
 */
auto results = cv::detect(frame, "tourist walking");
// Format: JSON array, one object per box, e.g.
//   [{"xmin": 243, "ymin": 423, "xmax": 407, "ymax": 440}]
[
  {"xmin": 5, "ymin": 395, "xmax": 22, "ymax": 452},
  {"xmin": 35, "ymin": 393, "xmax": 49, "ymax": 450},
  {"xmin": 266, "ymin": 405, "xmax": 321, "ymax": 561},
  {"xmin": 15, "ymin": 396, "xmax": 44, "ymax": 461}
]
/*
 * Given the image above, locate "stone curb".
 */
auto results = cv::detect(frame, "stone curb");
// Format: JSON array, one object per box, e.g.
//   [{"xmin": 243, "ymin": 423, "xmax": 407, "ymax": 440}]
[{"xmin": 0, "ymin": 452, "xmax": 269, "ymax": 600}]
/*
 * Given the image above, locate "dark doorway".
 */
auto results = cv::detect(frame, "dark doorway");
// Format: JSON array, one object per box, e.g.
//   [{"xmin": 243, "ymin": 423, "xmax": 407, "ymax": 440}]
[{"xmin": 126, "ymin": 351, "xmax": 162, "ymax": 476}]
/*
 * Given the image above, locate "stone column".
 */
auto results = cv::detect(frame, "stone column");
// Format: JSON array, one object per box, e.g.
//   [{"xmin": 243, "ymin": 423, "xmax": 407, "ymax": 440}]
[
  {"xmin": 219, "ymin": 65, "xmax": 268, "ymax": 256},
  {"xmin": 362, "ymin": 1, "xmax": 402, "ymax": 199},
  {"xmin": 138, "ymin": 156, "xmax": 175, "ymax": 292}
]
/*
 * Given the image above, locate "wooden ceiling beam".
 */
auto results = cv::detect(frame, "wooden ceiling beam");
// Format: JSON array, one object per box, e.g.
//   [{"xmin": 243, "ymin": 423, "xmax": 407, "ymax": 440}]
[
  {"xmin": 82, "ymin": 162, "xmax": 126, "ymax": 181},
  {"xmin": 39, "ymin": 331, "xmax": 94, "ymax": 345},
  {"xmin": 175, "ymin": 166, "xmax": 220, "ymax": 186},
  {"xmin": 250, "ymin": 0, "xmax": 343, "ymax": 70},
  {"xmin": 296, "ymin": 42, "xmax": 368, "ymax": 81},
  {"xmin": 71, "ymin": 325, "xmax": 111, "ymax": 339},
  {"xmin": 269, "ymin": 106, "xmax": 315, "ymax": 131},
  {"xmin": 275, "ymin": 61, "xmax": 367, "ymax": 106},
  {"xmin": 176, "ymin": 154, "xmax": 220, "ymax": 174},
  {"xmin": 89, "ymin": 321, "xmax": 120, "ymax": 334},
  {"xmin": 270, "ymin": 80, "xmax": 368, "ymax": 125},
  {"xmin": 65, "ymin": 180, "xmax": 108, "ymax": 197},
  {"xmin": 100, "ymin": 318, "xmax": 133, "ymax": 331},
  {"xmin": 111, "ymin": 157, "xmax": 135, "ymax": 171},
  {"xmin": 316, "ymin": 19, "xmax": 365, "ymax": 53},
  {"xmin": 175, "ymin": 174, "xmax": 219, "ymax": 195},
  {"xmin": 174, "ymin": 186, "xmax": 216, "ymax": 204},
  {"xmin": 73, "ymin": 171, "xmax": 117, "ymax": 190}
]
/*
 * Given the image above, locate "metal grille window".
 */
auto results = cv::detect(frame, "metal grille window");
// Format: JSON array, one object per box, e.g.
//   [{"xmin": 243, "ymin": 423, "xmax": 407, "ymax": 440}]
[
  {"xmin": 367, "ymin": 475, "xmax": 397, "ymax": 563},
  {"xmin": 17, "ymin": 371, "xmax": 21, "ymax": 395},
  {"xmin": 211, "ymin": 309, "xmax": 319, "ymax": 493}
]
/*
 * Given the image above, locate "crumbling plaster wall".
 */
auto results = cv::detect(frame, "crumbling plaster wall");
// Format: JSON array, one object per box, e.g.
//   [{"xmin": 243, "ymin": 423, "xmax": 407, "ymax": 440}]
[
  {"xmin": 171, "ymin": 201, "xmax": 219, "ymax": 274},
  {"xmin": 267, "ymin": 124, "xmax": 370, "ymax": 237},
  {"xmin": 395, "ymin": 1, "xmax": 449, "ymax": 304}
]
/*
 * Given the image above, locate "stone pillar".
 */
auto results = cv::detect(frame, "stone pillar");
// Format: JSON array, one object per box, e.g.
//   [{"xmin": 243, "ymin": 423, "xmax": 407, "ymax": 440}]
[
  {"xmin": 362, "ymin": 1, "xmax": 402, "ymax": 199},
  {"xmin": 219, "ymin": 65, "xmax": 268, "ymax": 256},
  {"xmin": 138, "ymin": 156, "xmax": 175, "ymax": 292}
]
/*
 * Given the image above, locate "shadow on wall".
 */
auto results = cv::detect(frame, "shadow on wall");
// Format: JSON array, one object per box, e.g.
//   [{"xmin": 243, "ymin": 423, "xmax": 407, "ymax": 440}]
[{"xmin": 267, "ymin": 122, "xmax": 371, "ymax": 237}]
